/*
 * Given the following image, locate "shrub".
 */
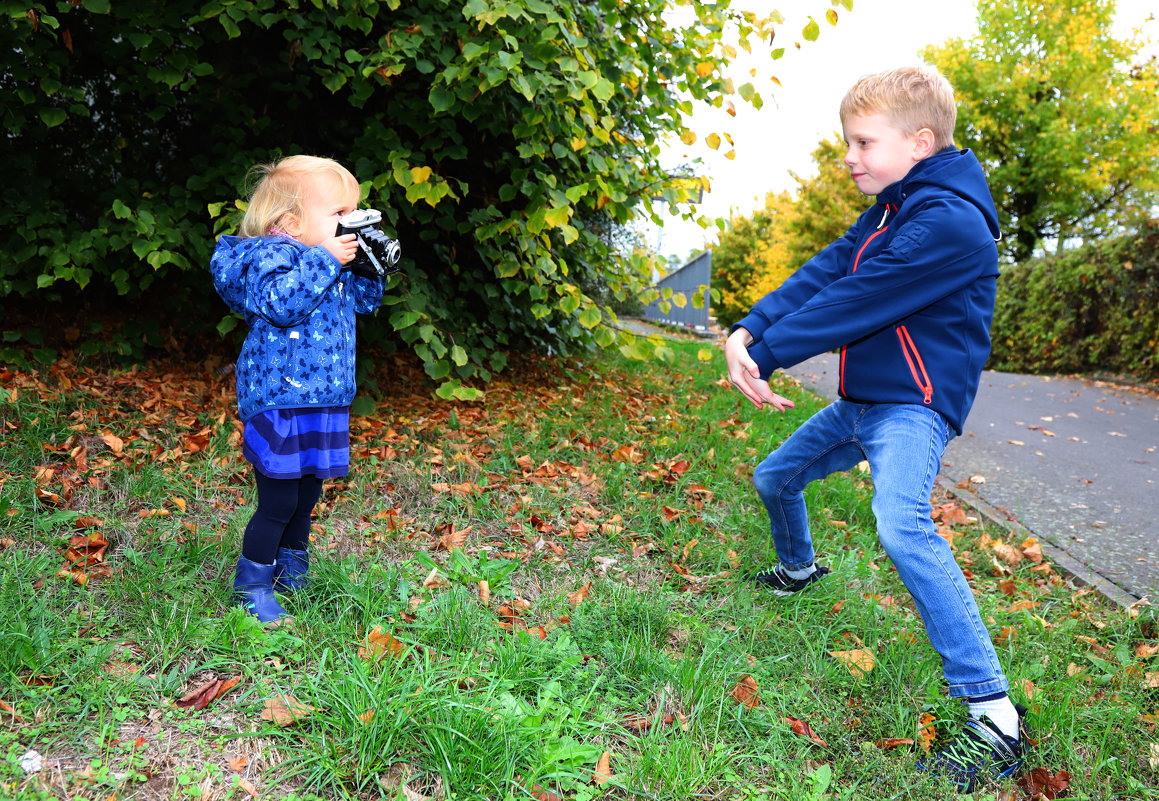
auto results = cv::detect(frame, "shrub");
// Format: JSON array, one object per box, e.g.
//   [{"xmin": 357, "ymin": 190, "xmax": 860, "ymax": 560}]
[{"xmin": 989, "ymin": 224, "xmax": 1159, "ymax": 382}]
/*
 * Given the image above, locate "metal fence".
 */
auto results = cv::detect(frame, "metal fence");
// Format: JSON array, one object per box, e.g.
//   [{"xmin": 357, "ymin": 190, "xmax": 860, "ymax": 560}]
[{"xmin": 642, "ymin": 250, "xmax": 712, "ymax": 331}]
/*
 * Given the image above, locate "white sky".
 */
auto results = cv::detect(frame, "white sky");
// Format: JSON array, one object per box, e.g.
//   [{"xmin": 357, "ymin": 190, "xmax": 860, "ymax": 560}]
[{"xmin": 653, "ymin": 0, "xmax": 1158, "ymax": 260}]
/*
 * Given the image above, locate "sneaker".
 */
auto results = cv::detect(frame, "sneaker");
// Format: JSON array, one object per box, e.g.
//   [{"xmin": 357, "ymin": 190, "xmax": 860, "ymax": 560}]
[
  {"xmin": 915, "ymin": 704, "xmax": 1028, "ymax": 793},
  {"xmin": 750, "ymin": 563, "xmax": 830, "ymax": 596}
]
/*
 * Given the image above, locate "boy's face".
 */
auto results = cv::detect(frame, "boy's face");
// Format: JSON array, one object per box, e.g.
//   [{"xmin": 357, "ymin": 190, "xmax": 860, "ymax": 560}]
[
  {"xmin": 284, "ymin": 176, "xmax": 358, "ymax": 248},
  {"xmin": 842, "ymin": 112, "xmax": 930, "ymax": 196}
]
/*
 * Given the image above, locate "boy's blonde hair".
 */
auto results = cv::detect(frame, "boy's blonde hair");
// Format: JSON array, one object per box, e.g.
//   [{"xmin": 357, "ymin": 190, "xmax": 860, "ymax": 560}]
[
  {"xmin": 840, "ymin": 66, "xmax": 957, "ymax": 152},
  {"xmin": 238, "ymin": 155, "xmax": 359, "ymax": 238}
]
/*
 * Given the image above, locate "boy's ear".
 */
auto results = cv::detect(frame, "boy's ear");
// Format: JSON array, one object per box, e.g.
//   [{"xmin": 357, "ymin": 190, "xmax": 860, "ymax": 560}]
[{"xmin": 913, "ymin": 127, "xmax": 936, "ymax": 160}]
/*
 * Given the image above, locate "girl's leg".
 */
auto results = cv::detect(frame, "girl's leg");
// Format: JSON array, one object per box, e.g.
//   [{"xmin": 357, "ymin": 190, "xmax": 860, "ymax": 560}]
[
  {"xmin": 274, "ymin": 475, "xmax": 323, "ymax": 591},
  {"xmin": 278, "ymin": 475, "xmax": 323, "ymax": 551},
  {"xmin": 241, "ymin": 471, "xmax": 302, "ymax": 564},
  {"xmin": 235, "ymin": 471, "xmax": 300, "ymax": 623}
]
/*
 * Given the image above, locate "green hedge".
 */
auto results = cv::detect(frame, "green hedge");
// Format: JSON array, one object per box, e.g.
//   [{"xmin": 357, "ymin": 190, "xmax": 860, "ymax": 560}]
[{"xmin": 989, "ymin": 224, "xmax": 1159, "ymax": 383}]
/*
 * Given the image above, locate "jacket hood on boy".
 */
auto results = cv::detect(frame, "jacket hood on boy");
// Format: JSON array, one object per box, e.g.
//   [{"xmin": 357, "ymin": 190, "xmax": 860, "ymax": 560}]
[
  {"xmin": 211, "ymin": 235, "xmax": 383, "ymax": 422},
  {"xmin": 733, "ymin": 148, "xmax": 1001, "ymax": 434}
]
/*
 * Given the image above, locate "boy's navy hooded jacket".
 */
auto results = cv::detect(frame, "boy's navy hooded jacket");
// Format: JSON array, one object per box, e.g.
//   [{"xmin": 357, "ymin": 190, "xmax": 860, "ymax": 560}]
[
  {"xmin": 733, "ymin": 147, "xmax": 1001, "ymax": 435},
  {"xmin": 210, "ymin": 236, "xmax": 384, "ymax": 422}
]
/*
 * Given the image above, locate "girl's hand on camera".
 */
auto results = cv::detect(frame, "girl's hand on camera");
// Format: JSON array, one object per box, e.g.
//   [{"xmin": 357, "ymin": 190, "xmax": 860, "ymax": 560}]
[{"xmin": 324, "ymin": 233, "xmax": 359, "ymax": 265}]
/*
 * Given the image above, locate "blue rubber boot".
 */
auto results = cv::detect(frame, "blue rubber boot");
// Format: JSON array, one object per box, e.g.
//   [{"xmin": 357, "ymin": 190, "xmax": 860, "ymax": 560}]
[
  {"xmin": 273, "ymin": 547, "xmax": 309, "ymax": 592},
  {"xmin": 233, "ymin": 557, "xmax": 290, "ymax": 624}
]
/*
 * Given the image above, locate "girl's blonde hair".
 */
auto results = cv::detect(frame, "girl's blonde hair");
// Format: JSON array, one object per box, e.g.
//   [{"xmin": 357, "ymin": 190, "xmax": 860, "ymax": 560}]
[
  {"xmin": 238, "ymin": 155, "xmax": 360, "ymax": 238},
  {"xmin": 840, "ymin": 66, "xmax": 958, "ymax": 152}
]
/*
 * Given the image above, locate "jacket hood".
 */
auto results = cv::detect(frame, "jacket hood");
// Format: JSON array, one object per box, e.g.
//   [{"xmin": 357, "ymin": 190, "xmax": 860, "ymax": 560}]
[
  {"xmin": 880, "ymin": 148, "xmax": 1001, "ymax": 241},
  {"xmin": 211, "ymin": 235, "xmax": 268, "ymax": 314}
]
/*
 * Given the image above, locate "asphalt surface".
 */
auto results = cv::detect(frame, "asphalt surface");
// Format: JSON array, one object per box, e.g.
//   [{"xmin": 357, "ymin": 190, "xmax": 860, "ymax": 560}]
[{"xmin": 783, "ymin": 351, "xmax": 1159, "ymax": 604}]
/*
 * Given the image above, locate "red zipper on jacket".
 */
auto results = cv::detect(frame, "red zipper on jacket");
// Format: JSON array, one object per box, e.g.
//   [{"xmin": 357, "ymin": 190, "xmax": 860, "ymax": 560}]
[
  {"xmin": 838, "ymin": 205, "xmax": 895, "ymax": 397},
  {"xmin": 896, "ymin": 325, "xmax": 934, "ymax": 404}
]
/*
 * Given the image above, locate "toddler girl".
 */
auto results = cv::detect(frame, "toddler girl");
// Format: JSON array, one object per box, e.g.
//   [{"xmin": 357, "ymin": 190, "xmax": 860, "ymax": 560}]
[{"xmin": 210, "ymin": 155, "xmax": 386, "ymax": 623}]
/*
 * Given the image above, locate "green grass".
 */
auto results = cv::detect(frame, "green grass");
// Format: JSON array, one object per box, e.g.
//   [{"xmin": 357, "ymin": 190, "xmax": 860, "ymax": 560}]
[{"xmin": 1, "ymin": 341, "xmax": 1156, "ymax": 800}]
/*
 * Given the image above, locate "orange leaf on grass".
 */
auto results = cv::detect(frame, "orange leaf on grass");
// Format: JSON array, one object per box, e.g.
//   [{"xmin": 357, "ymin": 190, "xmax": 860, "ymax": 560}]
[
  {"xmin": 785, "ymin": 715, "xmax": 827, "ymax": 748},
  {"xmin": 260, "ymin": 694, "xmax": 314, "ymax": 727},
  {"xmin": 435, "ymin": 525, "xmax": 472, "ymax": 551},
  {"xmin": 592, "ymin": 751, "xmax": 612, "ymax": 786},
  {"xmin": 229, "ymin": 754, "xmax": 248, "ymax": 772},
  {"xmin": 0, "ymin": 699, "xmax": 24, "ymax": 722},
  {"xmin": 177, "ymin": 679, "xmax": 224, "ymax": 710},
  {"xmin": 566, "ymin": 582, "xmax": 591, "ymax": 605},
  {"xmin": 611, "ymin": 445, "xmax": 643, "ymax": 464},
  {"xmin": 175, "ymin": 676, "xmax": 240, "ymax": 710},
  {"xmin": 730, "ymin": 674, "xmax": 760, "ymax": 709},
  {"xmin": 359, "ymin": 626, "xmax": 406, "ymax": 661},
  {"xmin": 917, "ymin": 712, "xmax": 937, "ymax": 752},
  {"xmin": 829, "ymin": 648, "xmax": 875, "ymax": 677},
  {"xmin": 875, "ymin": 737, "xmax": 914, "ymax": 749},
  {"xmin": 237, "ymin": 777, "xmax": 259, "ymax": 798},
  {"xmin": 1135, "ymin": 642, "xmax": 1159, "ymax": 659},
  {"xmin": 1017, "ymin": 767, "xmax": 1071, "ymax": 799}
]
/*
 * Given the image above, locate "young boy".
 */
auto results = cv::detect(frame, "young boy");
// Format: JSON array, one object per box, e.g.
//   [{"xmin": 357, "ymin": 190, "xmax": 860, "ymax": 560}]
[{"xmin": 724, "ymin": 66, "xmax": 1024, "ymax": 793}]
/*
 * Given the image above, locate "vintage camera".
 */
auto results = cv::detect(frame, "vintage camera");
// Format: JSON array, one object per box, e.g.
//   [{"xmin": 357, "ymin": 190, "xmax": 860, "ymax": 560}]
[{"xmin": 335, "ymin": 209, "xmax": 402, "ymax": 279}]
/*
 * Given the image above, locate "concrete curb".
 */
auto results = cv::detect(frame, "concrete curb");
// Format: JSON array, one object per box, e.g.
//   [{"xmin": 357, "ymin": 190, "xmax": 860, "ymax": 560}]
[{"xmin": 935, "ymin": 476, "xmax": 1142, "ymax": 609}]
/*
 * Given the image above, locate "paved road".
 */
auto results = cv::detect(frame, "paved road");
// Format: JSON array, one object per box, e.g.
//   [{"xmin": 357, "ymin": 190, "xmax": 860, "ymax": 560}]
[{"xmin": 784, "ymin": 352, "xmax": 1159, "ymax": 603}]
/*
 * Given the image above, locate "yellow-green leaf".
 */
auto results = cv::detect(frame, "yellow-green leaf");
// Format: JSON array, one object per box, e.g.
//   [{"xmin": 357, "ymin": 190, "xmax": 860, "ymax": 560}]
[
  {"xmin": 705, "ymin": 133, "xmax": 721, "ymax": 150},
  {"xmin": 578, "ymin": 306, "xmax": 601, "ymax": 329},
  {"xmin": 803, "ymin": 17, "xmax": 820, "ymax": 41},
  {"xmin": 543, "ymin": 206, "xmax": 571, "ymax": 227},
  {"xmin": 411, "ymin": 166, "xmax": 433, "ymax": 184}
]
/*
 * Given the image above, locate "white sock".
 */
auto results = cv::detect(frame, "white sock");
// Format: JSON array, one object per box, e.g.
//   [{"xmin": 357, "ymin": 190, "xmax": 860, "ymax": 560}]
[
  {"xmin": 783, "ymin": 563, "xmax": 816, "ymax": 580},
  {"xmin": 967, "ymin": 696, "xmax": 1020, "ymax": 741}
]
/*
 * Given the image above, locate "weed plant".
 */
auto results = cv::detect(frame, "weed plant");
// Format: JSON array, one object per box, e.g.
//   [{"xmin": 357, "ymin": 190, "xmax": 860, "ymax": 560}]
[{"xmin": 0, "ymin": 340, "xmax": 1155, "ymax": 800}]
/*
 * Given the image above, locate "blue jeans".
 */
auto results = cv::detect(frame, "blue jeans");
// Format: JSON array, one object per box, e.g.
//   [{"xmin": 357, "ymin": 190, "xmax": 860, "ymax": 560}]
[{"xmin": 752, "ymin": 400, "xmax": 1008, "ymax": 699}]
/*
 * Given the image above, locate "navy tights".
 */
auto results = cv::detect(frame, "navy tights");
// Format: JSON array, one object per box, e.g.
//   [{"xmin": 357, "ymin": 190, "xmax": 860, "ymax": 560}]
[{"xmin": 241, "ymin": 472, "xmax": 323, "ymax": 564}]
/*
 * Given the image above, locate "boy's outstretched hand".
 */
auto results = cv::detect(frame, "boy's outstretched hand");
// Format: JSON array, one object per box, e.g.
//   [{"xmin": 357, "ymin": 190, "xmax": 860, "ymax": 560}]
[{"xmin": 725, "ymin": 327, "xmax": 796, "ymax": 412}]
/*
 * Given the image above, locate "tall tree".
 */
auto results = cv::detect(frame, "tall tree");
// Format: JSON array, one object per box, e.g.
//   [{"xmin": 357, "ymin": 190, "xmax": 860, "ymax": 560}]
[{"xmin": 923, "ymin": 0, "xmax": 1159, "ymax": 262}]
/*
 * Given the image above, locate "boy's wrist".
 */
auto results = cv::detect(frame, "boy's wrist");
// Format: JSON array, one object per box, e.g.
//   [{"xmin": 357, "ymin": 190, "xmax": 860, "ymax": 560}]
[{"xmin": 729, "ymin": 327, "xmax": 754, "ymax": 347}]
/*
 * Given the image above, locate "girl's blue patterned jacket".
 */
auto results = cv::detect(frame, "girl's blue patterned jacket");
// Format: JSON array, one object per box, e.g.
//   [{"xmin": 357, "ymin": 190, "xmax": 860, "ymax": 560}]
[{"xmin": 211, "ymin": 235, "xmax": 384, "ymax": 422}]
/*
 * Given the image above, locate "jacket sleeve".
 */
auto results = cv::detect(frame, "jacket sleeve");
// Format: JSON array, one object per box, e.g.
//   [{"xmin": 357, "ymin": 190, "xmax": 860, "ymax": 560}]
[
  {"xmin": 245, "ymin": 242, "xmax": 343, "ymax": 328},
  {"xmin": 748, "ymin": 196, "xmax": 998, "ymax": 378},
  {"xmin": 731, "ymin": 219, "xmax": 861, "ymax": 344},
  {"xmin": 350, "ymin": 273, "xmax": 385, "ymax": 315}
]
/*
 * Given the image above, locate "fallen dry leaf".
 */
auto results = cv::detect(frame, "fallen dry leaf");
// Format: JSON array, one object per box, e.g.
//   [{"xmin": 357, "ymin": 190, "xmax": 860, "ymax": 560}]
[
  {"xmin": 567, "ymin": 582, "xmax": 591, "ymax": 605},
  {"xmin": 435, "ymin": 525, "xmax": 472, "ymax": 551},
  {"xmin": 0, "ymin": 699, "xmax": 24, "ymax": 722},
  {"xmin": 785, "ymin": 715, "xmax": 827, "ymax": 748},
  {"xmin": 875, "ymin": 737, "xmax": 914, "ymax": 749},
  {"xmin": 592, "ymin": 750, "xmax": 612, "ymax": 786},
  {"xmin": 1017, "ymin": 767, "xmax": 1071, "ymax": 799},
  {"xmin": 176, "ymin": 679, "xmax": 225, "ymax": 710},
  {"xmin": 917, "ymin": 712, "xmax": 937, "ymax": 753},
  {"xmin": 829, "ymin": 648, "xmax": 875, "ymax": 678},
  {"xmin": 359, "ymin": 626, "xmax": 407, "ymax": 662},
  {"xmin": 1136, "ymin": 642, "xmax": 1159, "ymax": 659},
  {"xmin": 228, "ymin": 754, "xmax": 248, "ymax": 772},
  {"xmin": 730, "ymin": 674, "xmax": 760, "ymax": 709},
  {"xmin": 260, "ymin": 694, "xmax": 314, "ymax": 727}
]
